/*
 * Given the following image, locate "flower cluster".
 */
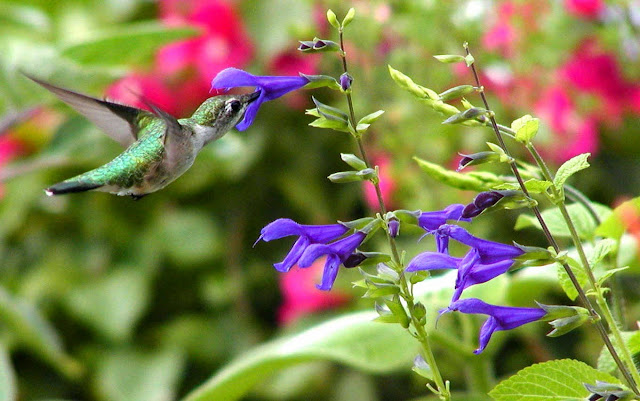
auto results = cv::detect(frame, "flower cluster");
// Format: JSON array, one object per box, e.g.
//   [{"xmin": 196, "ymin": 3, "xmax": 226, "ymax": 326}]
[
  {"xmin": 406, "ymin": 205, "xmax": 547, "ymax": 354},
  {"xmin": 257, "ymin": 219, "xmax": 367, "ymax": 291}
]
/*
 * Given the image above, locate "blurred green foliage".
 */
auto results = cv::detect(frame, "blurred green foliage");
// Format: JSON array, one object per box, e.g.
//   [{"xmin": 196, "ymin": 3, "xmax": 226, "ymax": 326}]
[{"xmin": 1, "ymin": 0, "xmax": 640, "ymax": 400}]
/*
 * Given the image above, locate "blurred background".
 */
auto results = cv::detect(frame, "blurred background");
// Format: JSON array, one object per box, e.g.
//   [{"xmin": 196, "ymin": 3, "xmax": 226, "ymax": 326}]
[{"xmin": 1, "ymin": 0, "xmax": 639, "ymax": 400}]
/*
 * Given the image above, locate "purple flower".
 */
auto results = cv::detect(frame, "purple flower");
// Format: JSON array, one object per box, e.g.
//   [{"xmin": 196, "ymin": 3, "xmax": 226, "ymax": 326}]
[
  {"xmin": 298, "ymin": 231, "xmax": 367, "ymax": 290},
  {"xmin": 406, "ymin": 250, "xmax": 514, "ymax": 302},
  {"xmin": 441, "ymin": 298, "xmax": 547, "ymax": 354},
  {"xmin": 257, "ymin": 218, "xmax": 349, "ymax": 273},
  {"xmin": 418, "ymin": 204, "xmax": 471, "ymax": 253},
  {"xmin": 211, "ymin": 68, "xmax": 310, "ymax": 131},
  {"xmin": 436, "ymin": 225, "xmax": 523, "ymax": 264},
  {"xmin": 418, "ymin": 204, "xmax": 469, "ymax": 231},
  {"xmin": 452, "ymin": 249, "xmax": 514, "ymax": 302}
]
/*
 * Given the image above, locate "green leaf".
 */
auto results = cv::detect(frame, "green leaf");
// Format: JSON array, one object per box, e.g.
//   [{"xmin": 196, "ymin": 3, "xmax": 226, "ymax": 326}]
[
  {"xmin": 387, "ymin": 65, "xmax": 437, "ymax": 99},
  {"xmin": 309, "ymin": 117, "xmax": 351, "ymax": 133},
  {"xmin": 340, "ymin": 153, "xmax": 367, "ymax": 170},
  {"xmin": 596, "ymin": 197, "xmax": 640, "ymax": 240},
  {"xmin": 488, "ymin": 359, "xmax": 621, "ymax": 401},
  {"xmin": 0, "ymin": 285, "xmax": 81, "ymax": 379},
  {"xmin": 64, "ymin": 268, "xmax": 150, "ymax": 342},
  {"xmin": 414, "ymin": 157, "xmax": 494, "ymax": 191},
  {"xmin": 0, "ymin": 344, "xmax": 16, "ymax": 401},
  {"xmin": 554, "ymin": 153, "xmax": 590, "ymax": 193},
  {"xmin": 556, "ymin": 257, "xmax": 588, "ymax": 301},
  {"xmin": 357, "ymin": 110, "xmax": 384, "ymax": 126},
  {"xmin": 342, "ymin": 7, "xmax": 356, "ymax": 27},
  {"xmin": 514, "ymin": 202, "xmax": 611, "ymax": 240},
  {"xmin": 433, "ymin": 54, "xmax": 465, "ymax": 63},
  {"xmin": 597, "ymin": 266, "xmax": 629, "ymax": 286},
  {"xmin": 597, "ymin": 331, "xmax": 640, "ymax": 375},
  {"xmin": 326, "ymin": 9, "xmax": 339, "ymax": 29},
  {"xmin": 95, "ymin": 348, "xmax": 185, "ymax": 401},
  {"xmin": 588, "ymin": 238, "xmax": 616, "ymax": 268},
  {"xmin": 60, "ymin": 22, "xmax": 198, "ymax": 65},
  {"xmin": 493, "ymin": 179, "xmax": 552, "ymax": 194},
  {"xmin": 511, "ymin": 115, "xmax": 540, "ymax": 144},
  {"xmin": 181, "ymin": 312, "xmax": 417, "ymax": 401}
]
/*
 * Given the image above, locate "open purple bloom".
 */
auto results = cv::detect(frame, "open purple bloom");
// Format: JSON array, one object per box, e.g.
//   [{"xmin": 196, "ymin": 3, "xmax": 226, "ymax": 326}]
[
  {"xmin": 298, "ymin": 231, "xmax": 367, "ymax": 290},
  {"xmin": 257, "ymin": 218, "xmax": 349, "ymax": 273},
  {"xmin": 441, "ymin": 298, "xmax": 547, "ymax": 354},
  {"xmin": 406, "ymin": 250, "xmax": 515, "ymax": 302},
  {"xmin": 211, "ymin": 68, "xmax": 310, "ymax": 131},
  {"xmin": 436, "ymin": 225, "xmax": 523, "ymax": 264},
  {"xmin": 452, "ymin": 249, "xmax": 514, "ymax": 302}
]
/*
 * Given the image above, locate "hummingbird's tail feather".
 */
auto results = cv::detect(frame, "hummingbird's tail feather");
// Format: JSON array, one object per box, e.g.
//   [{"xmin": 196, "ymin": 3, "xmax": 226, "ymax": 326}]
[{"xmin": 45, "ymin": 180, "xmax": 102, "ymax": 196}]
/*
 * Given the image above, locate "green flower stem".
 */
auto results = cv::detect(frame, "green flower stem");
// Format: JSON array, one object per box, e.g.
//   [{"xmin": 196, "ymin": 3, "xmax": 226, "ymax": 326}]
[
  {"xmin": 338, "ymin": 27, "xmax": 450, "ymax": 401},
  {"xmin": 465, "ymin": 44, "xmax": 640, "ymax": 395}
]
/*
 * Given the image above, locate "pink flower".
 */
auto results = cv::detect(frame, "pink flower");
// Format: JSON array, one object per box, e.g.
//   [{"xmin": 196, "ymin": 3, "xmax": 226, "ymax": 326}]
[
  {"xmin": 564, "ymin": 0, "xmax": 604, "ymax": 19},
  {"xmin": 157, "ymin": 0, "xmax": 253, "ymax": 84},
  {"xmin": 482, "ymin": 23, "xmax": 516, "ymax": 56},
  {"xmin": 535, "ymin": 86, "xmax": 599, "ymax": 162},
  {"xmin": 277, "ymin": 258, "xmax": 350, "ymax": 325},
  {"xmin": 106, "ymin": 74, "xmax": 179, "ymax": 116},
  {"xmin": 0, "ymin": 136, "xmax": 25, "ymax": 198},
  {"xmin": 363, "ymin": 155, "xmax": 395, "ymax": 211}
]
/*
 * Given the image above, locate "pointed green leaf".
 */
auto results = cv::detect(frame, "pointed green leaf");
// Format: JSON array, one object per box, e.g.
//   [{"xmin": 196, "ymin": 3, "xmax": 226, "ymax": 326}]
[
  {"xmin": 588, "ymin": 238, "xmax": 616, "ymax": 268},
  {"xmin": 493, "ymin": 179, "xmax": 552, "ymax": 194},
  {"xmin": 488, "ymin": 359, "xmax": 621, "ymax": 401},
  {"xmin": 556, "ymin": 257, "xmax": 588, "ymax": 301},
  {"xmin": 326, "ymin": 9, "xmax": 339, "ymax": 29},
  {"xmin": 309, "ymin": 117, "xmax": 351, "ymax": 133},
  {"xmin": 597, "ymin": 266, "xmax": 629, "ymax": 286},
  {"xmin": 554, "ymin": 153, "xmax": 590, "ymax": 193},
  {"xmin": 511, "ymin": 115, "xmax": 540, "ymax": 144},
  {"xmin": 357, "ymin": 110, "xmax": 384, "ymax": 126},
  {"xmin": 340, "ymin": 153, "xmax": 367, "ymax": 170},
  {"xmin": 61, "ymin": 22, "xmax": 198, "ymax": 65},
  {"xmin": 433, "ymin": 54, "xmax": 465, "ymax": 63},
  {"xmin": 181, "ymin": 312, "xmax": 417, "ymax": 401},
  {"xmin": 414, "ymin": 157, "xmax": 494, "ymax": 191},
  {"xmin": 388, "ymin": 65, "xmax": 437, "ymax": 99},
  {"xmin": 342, "ymin": 7, "xmax": 356, "ymax": 27},
  {"xmin": 438, "ymin": 85, "xmax": 475, "ymax": 101}
]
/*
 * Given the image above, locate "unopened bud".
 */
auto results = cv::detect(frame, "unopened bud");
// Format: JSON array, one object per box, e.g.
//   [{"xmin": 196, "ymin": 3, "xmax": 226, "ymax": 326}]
[
  {"xmin": 457, "ymin": 151, "xmax": 501, "ymax": 171},
  {"xmin": 340, "ymin": 72, "xmax": 353, "ymax": 92},
  {"xmin": 298, "ymin": 41, "xmax": 314, "ymax": 51},
  {"xmin": 388, "ymin": 219, "xmax": 400, "ymax": 238},
  {"xmin": 344, "ymin": 252, "xmax": 367, "ymax": 268}
]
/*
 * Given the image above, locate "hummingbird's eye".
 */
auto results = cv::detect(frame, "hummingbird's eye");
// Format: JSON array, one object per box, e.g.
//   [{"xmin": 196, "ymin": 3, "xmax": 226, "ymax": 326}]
[{"xmin": 228, "ymin": 100, "xmax": 242, "ymax": 113}]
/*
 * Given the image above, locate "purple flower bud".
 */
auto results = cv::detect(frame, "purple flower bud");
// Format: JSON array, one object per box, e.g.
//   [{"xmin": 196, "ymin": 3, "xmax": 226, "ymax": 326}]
[
  {"xmin": 456, "ymin": 151, "xmax": 501, "ymax": 171},
  {"xmin": 461, "ymin": 203, "xmax": 482, "ymax": 218},
  {"xmin": 343, "ymin": 252, "xmax": 367, "ymax": 268},
  {"xmin": 388, "ymin": 219, "xmax": 400, "ymax": 238},
  {"xmin": 339, "ymin": 72, "xmax": 353, "ymax": 92},
  {"xmin": 298, "ymin": 41, "xmax": 314, "ymax": 51}
]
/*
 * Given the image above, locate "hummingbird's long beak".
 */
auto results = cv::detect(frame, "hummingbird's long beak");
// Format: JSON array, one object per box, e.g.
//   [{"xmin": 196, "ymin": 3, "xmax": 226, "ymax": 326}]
[{"xmin": 242, "ymin": 91, "xmax": 261, "ymax": 104}]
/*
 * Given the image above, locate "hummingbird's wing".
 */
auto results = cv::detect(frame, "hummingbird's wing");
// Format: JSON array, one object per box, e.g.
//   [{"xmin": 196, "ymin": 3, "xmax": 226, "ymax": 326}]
[
  {"xmin": 25, "ymin": 74, "xmax": 146, "ymax": 148},
  {"xmin": 142, "ymin": 99, "xmax": 189, "ymax": 170}
]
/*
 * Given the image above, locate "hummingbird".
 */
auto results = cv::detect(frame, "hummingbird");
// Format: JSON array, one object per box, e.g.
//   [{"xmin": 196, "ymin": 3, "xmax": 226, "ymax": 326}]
[{"xmin": 26, "ymin": 75, "xmax": 259, "ymax": 200}]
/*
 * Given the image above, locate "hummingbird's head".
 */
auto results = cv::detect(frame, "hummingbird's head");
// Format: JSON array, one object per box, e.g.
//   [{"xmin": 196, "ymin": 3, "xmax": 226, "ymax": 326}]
[{"xmin": 190, "ymin": 91, "xmax": 260, "ymax": 146}]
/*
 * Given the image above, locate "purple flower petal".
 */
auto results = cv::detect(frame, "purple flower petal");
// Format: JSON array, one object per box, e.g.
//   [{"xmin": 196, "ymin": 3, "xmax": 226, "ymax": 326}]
[
  {"xmin": 418, "ymin": 204, "xmax": 470, "ymax": 231},
  {"xmin": 442, "ymin": 298, "xmax": 547, "ymax": 354},
  {"xmin": 298, "ymin": 232, "xmax": 366, "ymax": 290},
  {"xmin": 211, "ymin": 68, "xmax": 309, "ymax": 130},
  {"xmin": 438, "ymin": 225, "xmax": 523, "ymax": 264},
  {"xmin": 406, "ymin": 252, "xmax": 461, "ymax": 272},
  {"xmin": 274, "ymin": 236, "xmax": 309, "ymax": 273}
]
